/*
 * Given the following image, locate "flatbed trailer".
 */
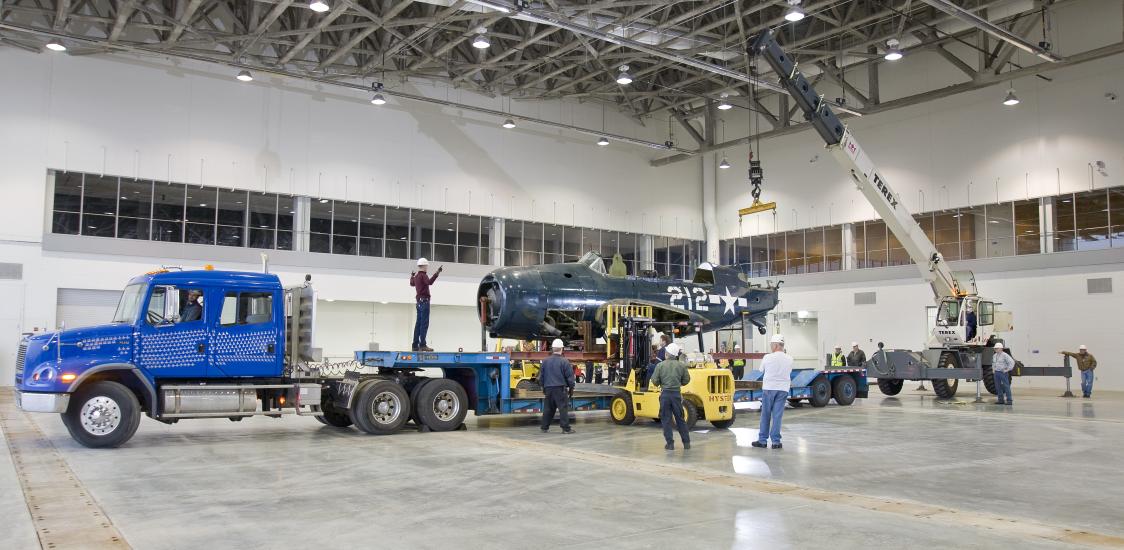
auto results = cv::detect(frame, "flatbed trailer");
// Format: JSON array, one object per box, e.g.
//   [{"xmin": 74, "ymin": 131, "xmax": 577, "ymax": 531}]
[{"xmin": 734, "ymin": 368, "xmax": 869, "ymax": 408}]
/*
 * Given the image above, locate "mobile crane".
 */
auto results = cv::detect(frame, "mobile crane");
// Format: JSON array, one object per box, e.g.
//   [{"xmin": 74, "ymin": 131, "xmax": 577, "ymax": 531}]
[{"xmin": 750, "ymin": 29, "xmax": 1017, "ymax": 398}]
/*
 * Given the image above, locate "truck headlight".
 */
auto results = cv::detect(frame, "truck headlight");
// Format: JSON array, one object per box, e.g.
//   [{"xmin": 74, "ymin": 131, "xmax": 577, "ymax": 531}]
[{"xmin": 30, "ymin": 365, "xmax": 58, "ymax": 383}]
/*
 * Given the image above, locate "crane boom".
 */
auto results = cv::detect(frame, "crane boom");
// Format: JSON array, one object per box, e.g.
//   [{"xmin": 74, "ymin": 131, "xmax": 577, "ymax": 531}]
[{"xmin": 750, "ymin": 29, "xmax": 972, "ymax": 300}]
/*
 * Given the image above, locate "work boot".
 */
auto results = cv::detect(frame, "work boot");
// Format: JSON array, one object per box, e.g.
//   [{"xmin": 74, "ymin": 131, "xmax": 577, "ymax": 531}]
[
  {"xmin": 563, "ymin": 428, "xmax": 575, "ymax": 434},
  {"xmin": 751, "ymin": 441, "xmax": 767, "ymax": 449},
  {"xmin": 419, "ymin": 346, "xmax": 434, "ymax": 352},
  {"xmin": 772, "ymin": 443, "xmax": 783, "ymax": 450},
  {"xmin": 540, "ymin": 428, "xmax": 549, "ymax": 433},
  {"xmin": 683, "ymin": 441, "xmax": 691, "ymax": 450},
  {"xmin": 994, "ymin": 401, "xmax": 1006, "ymax": 405},
  {"xmin": 664, "ymin": 442, "xmax": 674, "ymax": 450}
]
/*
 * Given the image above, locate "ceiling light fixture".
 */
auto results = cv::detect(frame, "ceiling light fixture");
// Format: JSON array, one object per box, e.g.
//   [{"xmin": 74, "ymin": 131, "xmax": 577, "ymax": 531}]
[
  {"xmin": 472, "ymin": 30, "xmax": 491, "ymax": 49},
  {"xmin": 884, "ymin": 39, "xmax": 903, "ymax": 61},
  {"xmin": 1002, "ymin": 87, "xmax": 1020, "ymax": 106},
  {"xmin": 719, "ymin": 157, "xmax": 731, "ymax": 169},
  {"xmin": 371, "ymin": 93, "xmax": 386, "ymax": 105},
  {"xmin": 236, "ymin": 70, "xmax": 253, "ymax": 82},
  {"xmin": 502, "ymin": 118, "xmax": 516, "ymax": 129},
  {"xmin": 717, "ymin": 93, "xmax": 733, "ymax": 110},
  {"xmin": 597, "ymin": 136, "xmax": 610, "ymax": 146},
  {"xmin": 45, "ymin": 40, "xmax": 66, "ymax": 52},
  {"xmin": 784, "ymin": 0, "xmax": 805, "ymax": 22},
  {"xmin": 309, "ymin": 1, "xmax": 329, "ymax": 13},
  {"xmin": 616, "ymin": 65, "xmax": 633, "ymax": 85}
]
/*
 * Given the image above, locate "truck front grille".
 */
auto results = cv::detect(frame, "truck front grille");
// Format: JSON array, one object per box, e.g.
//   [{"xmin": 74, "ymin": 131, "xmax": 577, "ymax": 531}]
[{"xmin": 15, "ymin": 341, "xmax": 27, "ymax": 384}]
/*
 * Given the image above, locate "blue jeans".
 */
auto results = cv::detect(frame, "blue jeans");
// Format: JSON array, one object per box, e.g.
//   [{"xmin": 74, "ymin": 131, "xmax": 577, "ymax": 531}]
[
  {"xmin": 412, "ymin": 299, "xmax": 430, "ymax": 349},
  {"xmin": 1081, "ymin": 370, "xmax": 1094, "ymax": 397},
  {"xmin": 994, "ymin": 370, "xmax": 1012, "ymax": 404},
  {"xmin": 758, "ymin": 390, "xmax": 787, "ymax": 445},
  {"xmin": 659, "ymin": 391, "xmax": 690, "ymax": 445}
]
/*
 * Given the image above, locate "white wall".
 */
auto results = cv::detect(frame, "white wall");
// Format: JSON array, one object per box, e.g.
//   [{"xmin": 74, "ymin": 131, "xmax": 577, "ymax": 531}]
[{"xmin": 0, "ymin": 46, "xmax": 702, "ymax": 243}]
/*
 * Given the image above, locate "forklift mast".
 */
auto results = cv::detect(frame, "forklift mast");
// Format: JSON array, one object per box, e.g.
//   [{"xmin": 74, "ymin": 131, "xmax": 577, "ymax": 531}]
[{"xmin": 749, "ymin": 29, "xmax": 974, "ymax": 303}]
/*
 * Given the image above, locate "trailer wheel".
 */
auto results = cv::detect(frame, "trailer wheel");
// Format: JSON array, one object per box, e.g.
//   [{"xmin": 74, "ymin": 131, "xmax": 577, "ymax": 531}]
[
  {"xmin": 350, "ymin": 380, "xmax": 411, "ymax": 435},
  {"xmin": 408, "ymin": 379, "xmax": 433, "ymax": 425},
  {"xmin": 931, "ymin": 352, "xmax": 960, "ymax": 399},
  {"xmin": 981, "ymin": 365, "xmax": 998, "ymax": 395},
  {"xmin": 682, "ymin": 399, "xmax": 699, "ymax": 429},
  {"xmin": 809, "ymin": 376, "xmax": 831, "ymax": 407},
  {"xmin": 415, "ymin": 379, "xmax": 468, "ymax": 432},
  {"xmin": 788, "ymin": 399, "xmax": 804, "ymax": 408},
  {"xmin": 610, "ymin": 393, "xmax": 635, "ymax": 425},
  {"xmin": 315, "ymin": 404, "xmax": 353, "ymax": 428},
  {"xmin": 61, "ymin": 381, "xmax": 142, "ymax": 448},
  {"xmin": 877, "ymin": 378, "xmax": 904, "ymax": 396},
  {"xmin": 832, "ymin": 375, "xmax": 858, "ymax": 406},
  {"xmin": 710, "ymin": 409, "xmax": 736, "ymax": 429}
]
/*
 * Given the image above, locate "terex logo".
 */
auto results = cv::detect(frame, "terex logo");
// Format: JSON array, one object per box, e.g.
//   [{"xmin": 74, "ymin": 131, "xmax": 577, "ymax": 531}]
[{"xmin": 873, "ymin": 173, "xmax": 898, "ymax": 209}]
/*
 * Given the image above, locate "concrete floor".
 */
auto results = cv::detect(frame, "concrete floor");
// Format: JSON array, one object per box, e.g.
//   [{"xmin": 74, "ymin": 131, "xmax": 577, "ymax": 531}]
[{"xmin": 3, "ymin": 386, "xmax": 1123, "ymax": 550}]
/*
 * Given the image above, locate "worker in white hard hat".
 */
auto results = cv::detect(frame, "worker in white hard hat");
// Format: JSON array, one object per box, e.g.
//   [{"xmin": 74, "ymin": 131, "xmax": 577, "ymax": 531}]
[
  {"xmin": 409, "ymin": 257, "xmax": 442, "ymax": 351},
  {"xmin": 1060, "ymin": 345, "xmax": 1097, "ymax": 398},
  {"xmin": 991, "ymin": 341, "xmax": 1016, "ymax": 405},
  {"xmin": 965, "ymin": 303, "xmax": 978, "ymax": 342},
  {"xmin": 646, "ymin": 332, "xmax": 671, "ymax": 388},
  {"xmin": 650, "ymin": 342, "xmax": 691, "ymax": 450},
  {"xmin": 830, "ymin": 345, "xmax": 845, "ymax": 368},
  {"xmin": 753, "ymin": 334, "xmax": 794, "ymax": 450},
  {"xmin": 847, "ymin": 341, "xmax": 866, "ymax": 367},
  {"xmin": 538, "ymin": 338, "xmax": 576, "ymax": 434},
  {"xmin": 731, "ymin": 344, "xmax": 746, "ymax": 380}
]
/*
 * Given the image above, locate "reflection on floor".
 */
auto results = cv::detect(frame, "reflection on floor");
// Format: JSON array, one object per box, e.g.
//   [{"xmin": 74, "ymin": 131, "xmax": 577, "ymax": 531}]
[{"xmin": 2, "ymin": 386, "xmax": 1122, "ymax": 549}]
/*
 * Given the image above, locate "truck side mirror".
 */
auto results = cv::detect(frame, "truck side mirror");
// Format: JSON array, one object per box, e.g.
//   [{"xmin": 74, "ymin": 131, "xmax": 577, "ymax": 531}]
[{"xmin": 163, "ymin": 286, "xmax": 181, "ymax": 324}]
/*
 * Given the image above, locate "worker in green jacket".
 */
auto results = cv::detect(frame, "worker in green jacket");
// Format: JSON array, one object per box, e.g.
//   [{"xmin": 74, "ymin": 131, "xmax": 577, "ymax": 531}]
[
  {"xmin": 651, "ymin": 343, "xmax": 691, "ymax": 451},
  {"xmin": 830, "ymin": 345, "xmax": 845, "ymax": 368},
  {"xmin": 731, "ymin": 344, "xmax": 746, "ymax": 380},
  {"xmin": 1061, "ymin": 345, "xmax": 1098, "ymax": 398}
]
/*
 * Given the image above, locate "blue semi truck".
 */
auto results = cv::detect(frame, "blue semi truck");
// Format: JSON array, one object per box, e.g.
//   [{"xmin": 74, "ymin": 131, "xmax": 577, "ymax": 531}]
[{"xmin": 14, "ymin": 268, "xmax": 616, "ymax": 448}]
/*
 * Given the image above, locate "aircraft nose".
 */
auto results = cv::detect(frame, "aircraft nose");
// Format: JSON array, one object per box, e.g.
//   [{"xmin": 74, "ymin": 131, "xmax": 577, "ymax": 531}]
[{"xmin": 477, "ymin": 273, "xmax": 507, "ymax": 327}]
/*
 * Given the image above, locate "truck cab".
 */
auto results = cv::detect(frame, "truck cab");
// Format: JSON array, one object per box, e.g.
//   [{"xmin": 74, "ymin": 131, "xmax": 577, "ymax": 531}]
[{"xmin": 15, "ymin": 269, "xmax": 290, "ymax": 447}]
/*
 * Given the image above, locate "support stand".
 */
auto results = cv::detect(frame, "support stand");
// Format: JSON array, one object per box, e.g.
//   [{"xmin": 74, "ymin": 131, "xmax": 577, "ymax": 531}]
[
  {"xmin": 915, "ymin": 381, "xmax": 928, "ymax": 391},
  {"xmin": 973, "ymin": 378, "xmax": 984, "ymax": 403},
  {"xmin": 1061, "ymin": 376, "xmax": 1075, "ymax": 398}
]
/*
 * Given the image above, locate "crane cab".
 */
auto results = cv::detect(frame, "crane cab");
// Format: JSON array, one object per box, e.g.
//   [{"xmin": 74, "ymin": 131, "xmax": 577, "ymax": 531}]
[{"xmin": 929, "ymin": 296, "xmax": 1012, "ymax": 348}]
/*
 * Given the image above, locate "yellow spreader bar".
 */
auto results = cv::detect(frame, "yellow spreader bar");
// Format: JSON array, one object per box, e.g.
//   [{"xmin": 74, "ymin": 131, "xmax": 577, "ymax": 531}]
[{"xmin": 738, "ymin": 199, "xmax": 777, "ymax": 217}]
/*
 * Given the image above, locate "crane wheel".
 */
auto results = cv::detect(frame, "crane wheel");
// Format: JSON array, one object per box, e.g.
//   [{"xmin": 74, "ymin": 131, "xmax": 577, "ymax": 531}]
[
  {"xmin": 931, "ymin": 352, "xmax": 960, "ymax": 399},
  {"xmin": 877, "ymin": 378, "xmax": 904, "ymax": 396},
  {"xmin": 981, "ymin": 365, "xmax": 998, "ymax": 395}
]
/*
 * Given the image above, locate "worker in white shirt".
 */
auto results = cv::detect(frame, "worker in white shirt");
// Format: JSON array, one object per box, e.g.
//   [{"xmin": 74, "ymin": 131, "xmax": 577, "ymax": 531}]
[
  {"xmin": 752, "ymin": 334, "xmax": 794, "ymax": 450},
  {"xmin": 992, "ymin": 342, "xmax": 1016, "ymax": 405}
]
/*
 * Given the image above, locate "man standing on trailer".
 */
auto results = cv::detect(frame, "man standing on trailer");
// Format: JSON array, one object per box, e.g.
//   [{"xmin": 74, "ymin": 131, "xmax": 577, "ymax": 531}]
[
  {"xmin": 1061, "ymin": 345, "xmax": 1097, "ymax": 398},
  {"xmin": 992, "ymin": 342, "xmax": 1016, "ymax": 405},
  {"xmin": 753, "ymin": 334, "xmax": 793, "ymax": 450},
  {"xmin": 731, "ymin": 344, "xmax": 746, "ymax": 381},
  {"xmin": 651, "ymin": 343, "xmax": 691, "ymax": 451},
  {"xmin": 410, "ymin": 258, "xmax": 442, "ymax": 351},
  {"xmin": 847, "ymin": 342, "xmax": 866, "ymax": 367},
  {"xmin": 540, "ymin": 339, "xmax": 576, "ymax": 434}
]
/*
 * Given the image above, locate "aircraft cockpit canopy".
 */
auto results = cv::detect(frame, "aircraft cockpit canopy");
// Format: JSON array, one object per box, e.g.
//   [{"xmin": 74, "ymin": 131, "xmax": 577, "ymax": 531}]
[{"xmin": 580, "ymin": 251, "xmax": 608, "ymax": 275}]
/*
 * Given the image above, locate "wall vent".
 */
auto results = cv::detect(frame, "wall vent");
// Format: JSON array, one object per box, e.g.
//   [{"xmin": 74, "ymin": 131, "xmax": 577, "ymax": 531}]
[
  {"xmin": 1087, "ymin": 278, "xmax": 1112, "ymax": 294},
  {"xmin": 854, "ymin": 291, "xmax": 877, "ymax": 305},
  {"xmin": 0, "ymin": 262, "xmax": 23, "ymax": 280}
]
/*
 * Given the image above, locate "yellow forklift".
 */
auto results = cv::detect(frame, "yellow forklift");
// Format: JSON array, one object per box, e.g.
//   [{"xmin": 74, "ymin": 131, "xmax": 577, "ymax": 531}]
[{"xmin": 604, "ymin": 306, "xmax": 736, "ymax": 429}]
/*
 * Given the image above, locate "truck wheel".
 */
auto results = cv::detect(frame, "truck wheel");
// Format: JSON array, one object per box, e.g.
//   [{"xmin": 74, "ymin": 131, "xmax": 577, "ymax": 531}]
[
  {"xmin": 610, "ymin": 393, "xmax": 635, "ymax": 425},
  {"xmin": 981, "ymin": 365, "xmax": 998, "ymax": 395},
  {"xmin": 61, "ymin": 381, "xmax": 142, "ymax": 448},
  {"xmin": 832, "ymin": 375, "xmax": 858, "ymax": 406},
  {"xmin": 931, "ymin": 352, "xmax": 960, "ymax": 399},
  {"xmin": 350, "ymin": 380, "xmax": 411, "ymax": 435},
  {"xmin": 415, "ymin": 379, "xmax": 468, "ymax": 432},
  {"xmin": 682, "ymin": 399, "xmax": 699, "ymax": 429},
  {"xmin": 877, "ymin": 378, "xmax": 904, "ymax": 396},
  {"xmin": 315, "ymin": 404, "xmax": 353, "ymax": 428},
  {"xmin": 809, "ymin": 376, "xmax": 831, "ymax": 407},
  {"xmin": 408, "ymin": 379, "xmax": 433, "ymax": 425},
  {"xmin": 710, "ymin": 409, "xmax": 736, "ymax": 429}
]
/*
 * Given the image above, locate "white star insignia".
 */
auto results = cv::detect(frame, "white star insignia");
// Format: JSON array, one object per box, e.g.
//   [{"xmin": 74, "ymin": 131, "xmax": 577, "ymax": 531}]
[{"xmin": 720, "ymin": 286, "xmax": 739, "ymax": 315}]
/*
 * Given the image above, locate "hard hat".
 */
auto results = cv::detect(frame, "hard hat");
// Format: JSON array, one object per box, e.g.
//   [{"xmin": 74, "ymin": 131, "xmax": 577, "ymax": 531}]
[
  {"xmin": 665, "ymin": 343, "xmax": 681, "ymax": 357},
  {"xmin": 1079, "ymin": 344, "xmax": 1087, "ymax": 350},
  {"xmin": 770, "ymin": 334, "xmax": 785, "ymax": 345},
  {"xmin": 417, "ymin": 258, "xmax": 429, "ymax": 266},
  {"xmin": 834, "ymin": 344, "xmax": 842, "ymax": 349},
  {"xmin": 993, "ymin": 342, "xmax": 1004, "ymax": 349},
  {"xmin": 551, "ymin": 338, "xmax": 564, "ymax": 349},
  {"xmin": 851, "ymin": 341, "xmax": 858, "ymax": 347},
  {"xmin": 733, "ymin": 344, "xmax": 741, "ymax": 350}
]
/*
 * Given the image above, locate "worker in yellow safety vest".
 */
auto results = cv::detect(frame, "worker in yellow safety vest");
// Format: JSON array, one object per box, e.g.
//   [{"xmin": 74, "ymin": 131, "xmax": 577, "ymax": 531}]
[
  {"xmin": 732, "ymin": 344, "xmax": 746, "ymax": 380},
  {"xmin": 830, "ymin": 345, "xmax": 845, "ymax": 368}
]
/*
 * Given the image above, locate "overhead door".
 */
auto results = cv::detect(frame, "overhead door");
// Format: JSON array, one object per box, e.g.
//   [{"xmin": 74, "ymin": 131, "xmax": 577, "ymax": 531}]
[{"xmin": 56, "ymin": 288, "xmax": 122, "ymax": 330}]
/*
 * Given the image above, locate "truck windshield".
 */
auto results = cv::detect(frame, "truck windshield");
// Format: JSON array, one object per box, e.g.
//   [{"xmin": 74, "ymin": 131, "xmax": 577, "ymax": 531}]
[{"xmin": 112, "ymin": 284, "xmax": 146, "ymax": 323}]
